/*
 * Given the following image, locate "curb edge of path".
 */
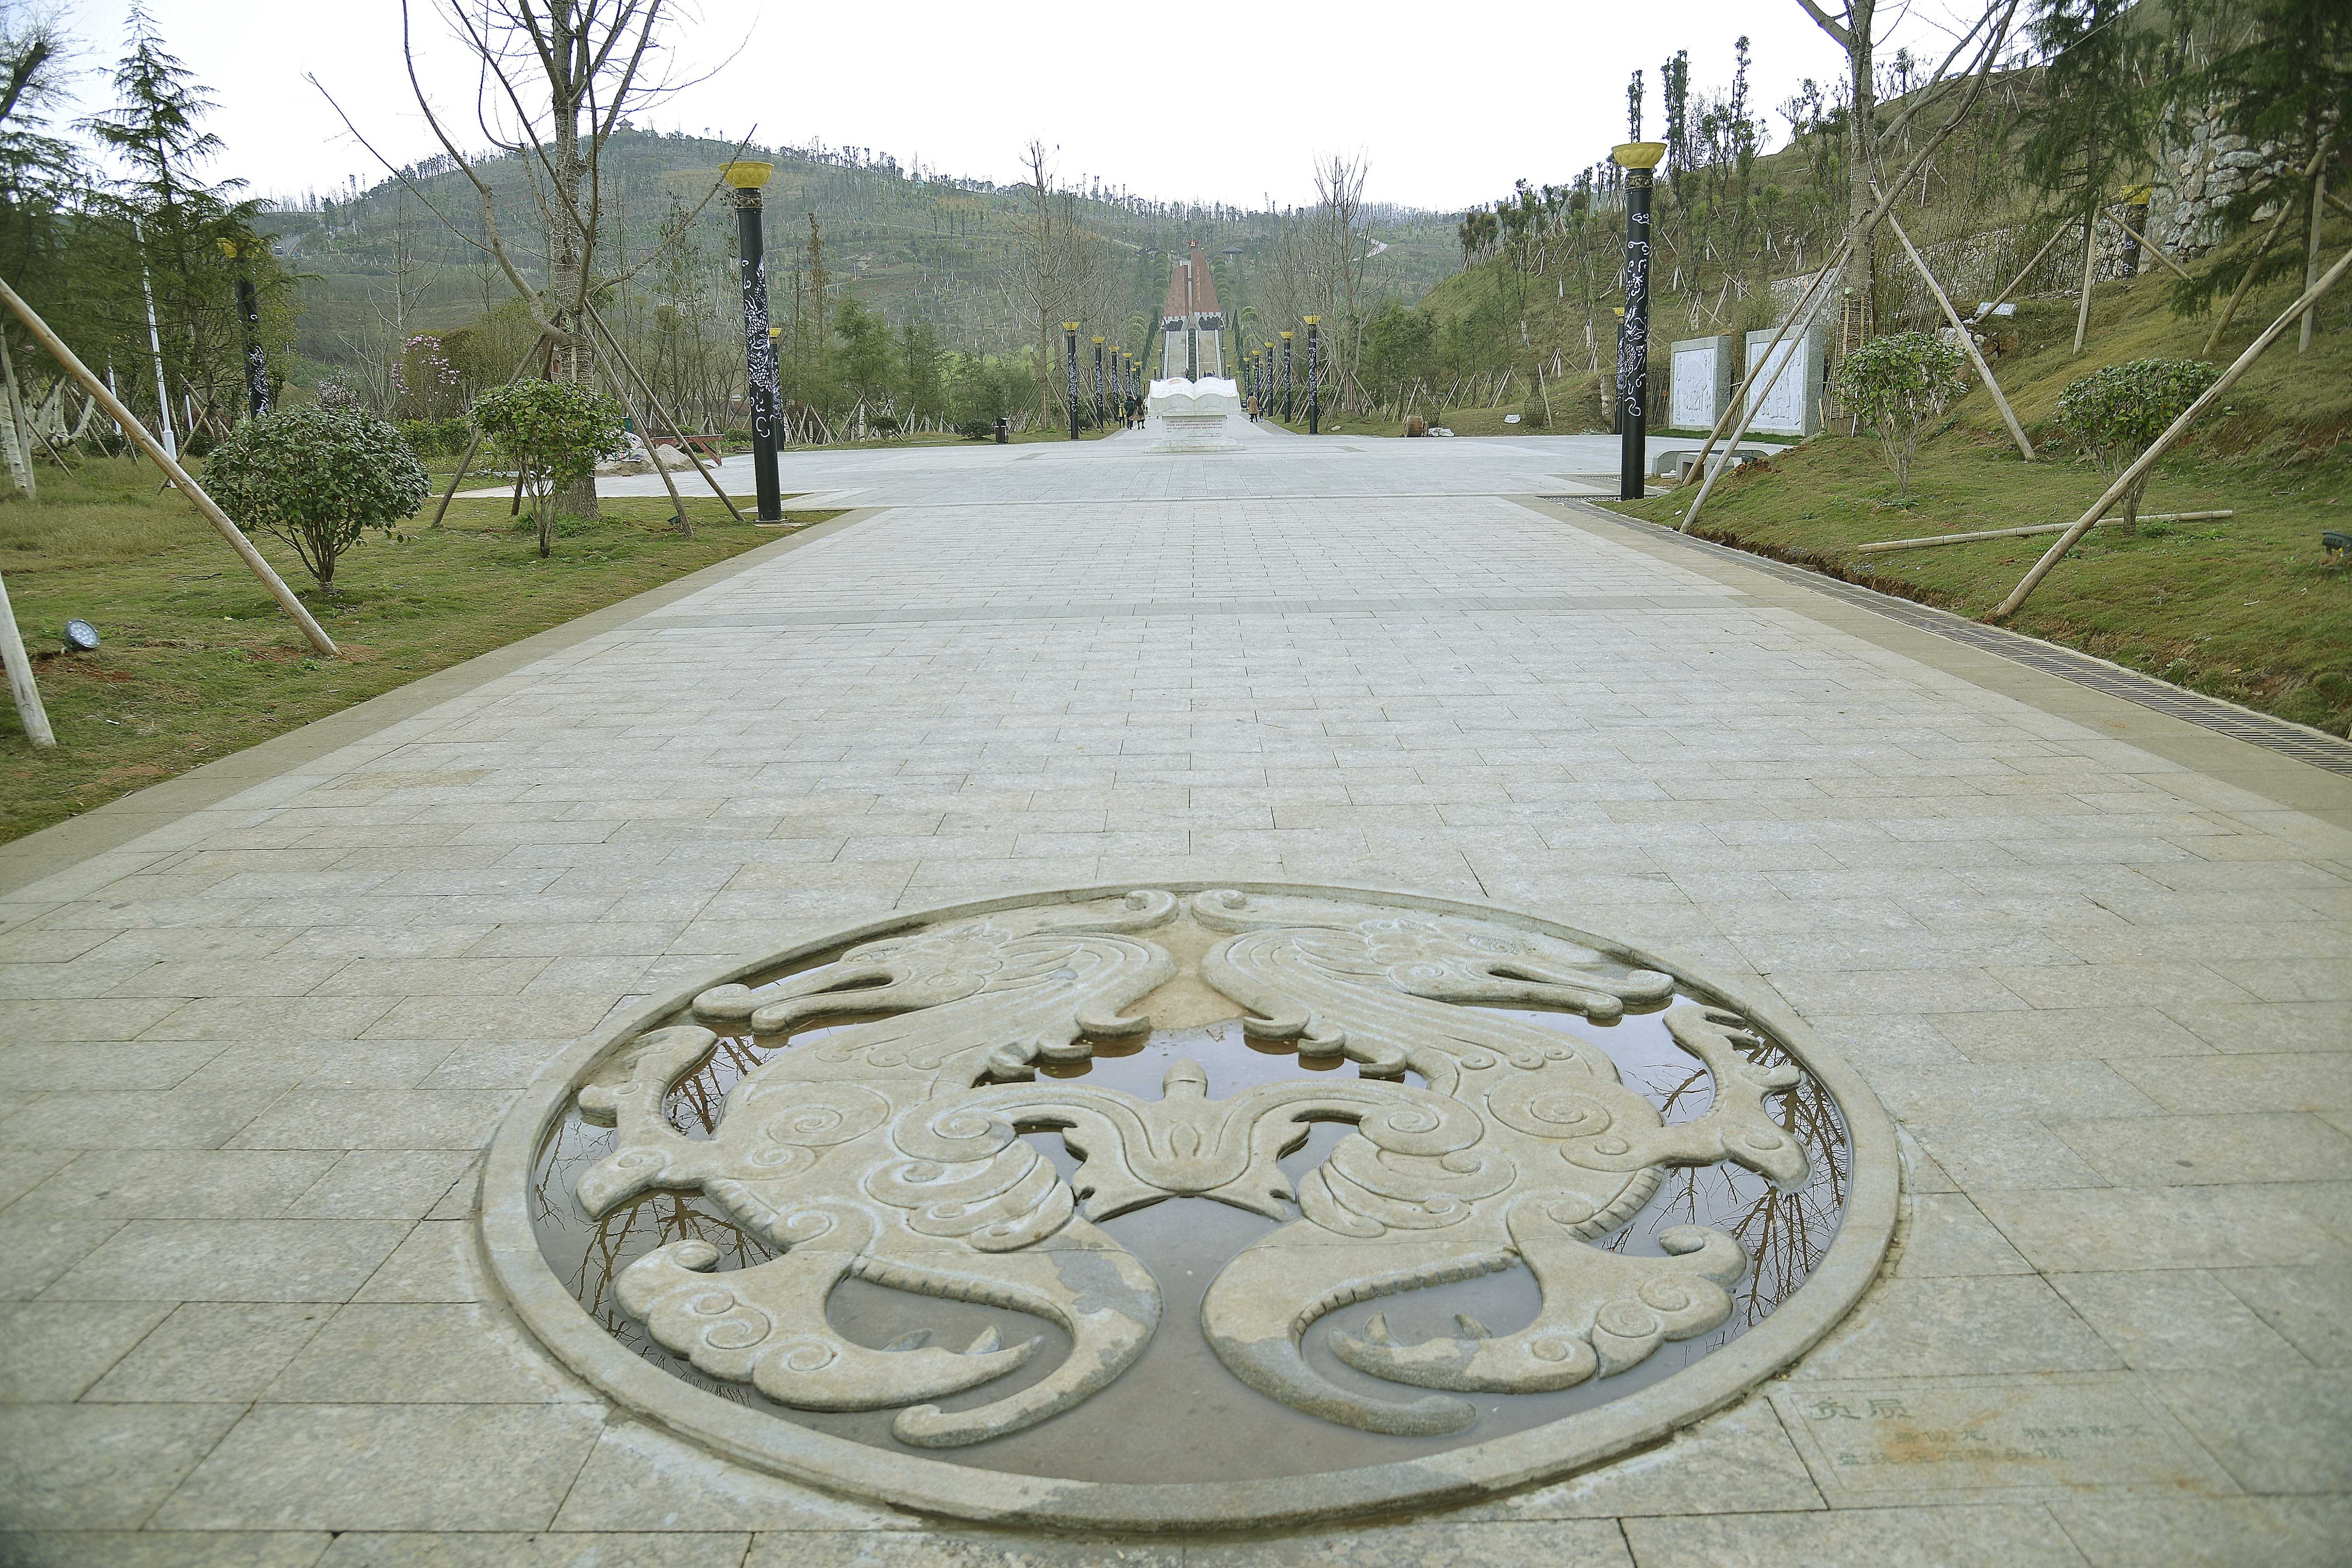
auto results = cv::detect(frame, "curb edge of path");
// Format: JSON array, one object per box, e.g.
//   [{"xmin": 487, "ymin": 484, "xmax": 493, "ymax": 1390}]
[{"xmin": 1520, "ymin": 493, "xmax": 2352, "ymax": 837}]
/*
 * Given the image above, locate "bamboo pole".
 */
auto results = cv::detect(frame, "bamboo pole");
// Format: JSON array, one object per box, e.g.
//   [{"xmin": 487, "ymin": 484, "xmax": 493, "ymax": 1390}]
[
  {"xmin": 2072, "ymin": 209, "xmax": 2099, "ymax": 354},
  {"xmin": 1883, "ymin": 203, "xmax": 2035, "ymax": 462},
  {"xmin": 0, "ymin": 333, "xmax": 37, "ymax": 498},
  {"xmin": 1994, "ymin": 240, "xmax": 2352, "ymax": 619},
  {"xmin": 1857, "ymin": 510, "xmax": 2232, "ymax": 553},
  {"xmin": 0, "ymin": 275, "xmax": 337, "ymax": 656},
  {"xmin": 1677, "ymin": 8, "xmax": 2024, "ymax": 517},
  {"xmin": 2107, "ymin": 211, "xmax": 2193, "ymax": 282},
  {"xmin": 428, "ymin": 338, "xmax": 549, "ymax": 530},
  {"xmin": 1980, "ymin": 222, "xmax": 2073, "ymax": 316},
  {"xmin": 589, "ymin": 352, "xmax": 693, "ymax": 540},
  {"xmin": 582, "ymin": 300, "xmax": 747, "ymax": 526},
  {"xmin": 2203, "ymin": 137, "xmax": 2334, "ymax": 357},
  {"xmin": 0, "ymin": 568, "xmax": 53, "ymax": 746},
  {"xmin": 2303, "ymin": 167, "xmax": 2327, "ymax": 353}
]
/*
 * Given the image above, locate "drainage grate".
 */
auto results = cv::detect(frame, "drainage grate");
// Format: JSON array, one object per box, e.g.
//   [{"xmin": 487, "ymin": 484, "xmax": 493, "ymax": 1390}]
[{"xmin": 1539, "ymin": 498, "xmax": 2352, "ymax": 779}]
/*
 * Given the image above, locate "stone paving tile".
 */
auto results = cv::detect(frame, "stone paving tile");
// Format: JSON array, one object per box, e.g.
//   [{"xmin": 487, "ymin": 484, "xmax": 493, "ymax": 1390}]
[
  {"xmin": 1452, "ymin": 1398, "xmax": 1822, "ymax": 1519},
  {"xmin": 548, "ymin": 1418, "xmax": 917, "ymax": 1532},
  {"xmin": 1788, "ymin": 1275, "xmax": 2120, "ymax": 1380},
  {"xmin": 82, "ymin": 1303, "xmax": 333, "ymax": 1403},
  {"xmin": 40, "ymin": 1220, "xmax": 408, "ymax": 1302},
  {"xmin": 1890, "ymin": 1193, "xmax": 2036, "ymax": 1278},
  {"xmin": 317, "ymin": 1534, "xmax": 746, "ymax": 1568},
  {"xmin": 260, "ymin": 1302, "xmax": 590, "ymax": 1405},
  {"xmin": 282, "ymin": 1151, "xmax": 477, "ymax": 1220},
  {"xmin": 1621, "ymin": 1503, "xmax": 2090, "ymax": 1567},
  {"xmin": 153, "ymin": 1403, "xmax": 607, "ymax": 1530},
  {"xmin": 2045, "ymin": 1112, "xmax": 2352, "ymax": 1186},
  {"xmin": 1, "ymin": 1402, "xmax": 247, "ymax": 1528},
  {"xmin": 2215, "ymin": 1263, "xmax": 2352, "ymax": 1366},
  {"xmin": 2049, "ymin": 1270, "xmax": 2309, "ymax": 1369},
  {"xmin": 2047, "ymin": 1495, "xmax": 2352, "ymax": 1567},
  {"xmin": 2148, "ymin": 1366, "xmax": 2352, "ymax": 1493},
  {"xmin": 0, "ymin": 1213, "xmax": 123, "ymax": 1300},
  {"xmin": 12, "ymin": 1150, "xmax": 338, "ymax": 1218},
  {"xmin": 0, "ymin": 1531, "xmax": 331, "ymax": 1568},
  {"xmin": 0, "ymin": 1300, "xmax": 172, "ymax": 1401},
  {"xmin": 1976, "ymin": 1185, "xmax": 2352, "ymax": 1272},
  {"xmin": 1181, "ymin": 1521, "xmax": 1638, "ymax": 1566},
  {"xmin": 352, "ymin": 1220, "xmax": 482, "ymax": 1303}
]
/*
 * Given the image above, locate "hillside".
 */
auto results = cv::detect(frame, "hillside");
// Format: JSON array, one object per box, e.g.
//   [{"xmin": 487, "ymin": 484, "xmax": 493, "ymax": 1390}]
[{"xmin": 256, "ymin": 130, "xmax": 1463, "ymax": 380}]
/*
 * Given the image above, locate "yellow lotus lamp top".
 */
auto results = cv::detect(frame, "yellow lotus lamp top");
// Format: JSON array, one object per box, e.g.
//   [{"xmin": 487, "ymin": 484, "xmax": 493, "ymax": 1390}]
[
  {"xmin": 1612, "ymin": 141, "xmax": 1668, "ymax": 171},
  {"xmin": 1303, "ymin": 315, "xmax": 1321, "ymax": 326},
  {"xmin": 721, "ymin": 161, "xmax": 775, "ymax": 189}
]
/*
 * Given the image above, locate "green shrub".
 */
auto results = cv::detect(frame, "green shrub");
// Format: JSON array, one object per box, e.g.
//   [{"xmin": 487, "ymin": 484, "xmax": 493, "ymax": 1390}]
[
  {"xmin": 2056, "ymin": 357, "xmax": 2220, "ymax": 523},
  {"xmin": 471, "ymin": 380, "xmax": 627, "ymax": 558},
  {"xmin": 1832, "ymin": 330, "xmax": 1967, "ymax": 493},
  {"xmin": 202, "ymin": 406, "xmax": 428, "ymax": 589},
  {"xmin": 397, "ymin": 416, "xmax": 473, "ymax": 459}
]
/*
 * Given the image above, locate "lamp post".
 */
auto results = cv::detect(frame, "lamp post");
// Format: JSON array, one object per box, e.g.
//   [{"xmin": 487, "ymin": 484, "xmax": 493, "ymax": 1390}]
[
  {"xmin": 217, "ymin": 237, "xmax": 271, "ymax": 420},
  {"xmin": 1611, "ymin": 140, "xmax": 1666, "ymax": 501},
  {"xmin": 1303, "ymin": 316, "xmax": 1320, "ymax": 434},
  {"xmin": 1063, "ymin": 322, "xmax": 1081, "ymax": 441},
  {"xmin": 1092, "ymin": 335, "xmax": 1105, "ymax": 427},
  {"xmin": 1279, "ymin": 331, "xmax": 1293, "ymax": 423},
  {"xmin": 724, "ymin": 160, "xmax": 784, "ymax": 522}
]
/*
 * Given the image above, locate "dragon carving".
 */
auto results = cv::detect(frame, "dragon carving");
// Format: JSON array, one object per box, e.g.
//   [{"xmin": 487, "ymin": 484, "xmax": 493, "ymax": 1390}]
[{"xmin": 569, "ymin": 887, "xmax": 1815, "ymax": 1445}]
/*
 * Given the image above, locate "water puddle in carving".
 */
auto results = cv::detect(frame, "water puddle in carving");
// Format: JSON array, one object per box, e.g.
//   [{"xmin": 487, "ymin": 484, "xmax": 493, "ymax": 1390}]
[{"xmin": 532, "ymin": 998, "xmax": 1849, "ymax": 1483}]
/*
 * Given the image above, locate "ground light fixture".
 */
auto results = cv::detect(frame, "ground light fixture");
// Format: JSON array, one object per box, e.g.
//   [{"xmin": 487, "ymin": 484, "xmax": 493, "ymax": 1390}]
[
  {"xmin": 1612, "ymin": 140, "xmax": 1666, "ymax": 502},
  {"xmin": 63, "ymin": 619, "xmax": 98, "ymax": 652}
]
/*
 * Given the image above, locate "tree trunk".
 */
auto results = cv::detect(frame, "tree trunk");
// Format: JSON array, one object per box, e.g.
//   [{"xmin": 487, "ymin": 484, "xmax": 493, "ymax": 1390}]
[{"xmin": 1840, "ymin": 7, "xmax": 1879, "ymax": 343}]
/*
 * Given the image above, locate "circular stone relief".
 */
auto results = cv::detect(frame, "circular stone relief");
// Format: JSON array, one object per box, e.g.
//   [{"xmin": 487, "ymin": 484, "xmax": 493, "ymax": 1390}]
[{"xmin": 481, "ymin": 883, "xmax": 1896, "ymax": 1530}]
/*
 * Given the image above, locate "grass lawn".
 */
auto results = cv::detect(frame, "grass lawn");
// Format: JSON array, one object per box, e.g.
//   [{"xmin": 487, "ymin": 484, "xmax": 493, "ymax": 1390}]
[
  {"xmin": 1610, "ymin": 430, "xmax": 2351, "ymax": 736},
  {"xmin": 1603, "ymin": 253, "xmax": 2352, "ymax": 739},
  {"xmin": 0, "ymin": 459, "xmax": 843, "ymax": 844}
]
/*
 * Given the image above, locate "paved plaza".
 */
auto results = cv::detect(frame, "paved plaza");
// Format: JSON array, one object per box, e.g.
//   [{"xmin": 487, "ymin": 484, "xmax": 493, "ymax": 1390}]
[{"xmin": 2, "ymin": 420, "xmax": 2348, "ymax": 1565}]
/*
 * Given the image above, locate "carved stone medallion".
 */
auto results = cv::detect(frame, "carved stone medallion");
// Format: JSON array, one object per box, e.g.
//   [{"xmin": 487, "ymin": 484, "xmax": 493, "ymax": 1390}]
[{"xmin": 483, "ymin": 884, "xmax": 1897, "ymax": 1530}]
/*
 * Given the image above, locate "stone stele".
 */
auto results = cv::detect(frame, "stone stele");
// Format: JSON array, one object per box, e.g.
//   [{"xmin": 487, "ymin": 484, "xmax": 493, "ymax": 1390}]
[{"xmin": 482, "ymin": 882, "xmax": 1898, "ymax": 1531}]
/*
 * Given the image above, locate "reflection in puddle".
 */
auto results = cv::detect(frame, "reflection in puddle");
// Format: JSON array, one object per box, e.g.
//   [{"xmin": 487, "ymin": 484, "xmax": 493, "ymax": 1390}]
[{"xmin": 532, "ymin": 999, "xmax": 1849, "ymax": 1481}]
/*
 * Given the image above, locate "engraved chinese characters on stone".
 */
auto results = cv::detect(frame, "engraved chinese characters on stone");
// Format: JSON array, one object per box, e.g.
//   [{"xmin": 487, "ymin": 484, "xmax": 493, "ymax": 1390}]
[{"xmin": 570, "ymin": 888, "xmax": 1816, "ymax": 1444}]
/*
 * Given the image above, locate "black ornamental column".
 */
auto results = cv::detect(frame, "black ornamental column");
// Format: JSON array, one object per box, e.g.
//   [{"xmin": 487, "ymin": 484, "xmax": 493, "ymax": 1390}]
[
  {"xmin": 1304, "ymin": 315, "xmax": 1320, "ymax": 435},
  {"xmin": 1064, "ymin": 323, "xmax": 1082, "ymax": 441},
  {"xmin": 1280, "ymin": 331, "xmax": 1293, "ymax": 422},
  {"xmin": 1612, "ymin": 140, "xmax": 1665, "ymax": 501},
  {"xmin": 725, "ymin": 160, "xmax": 784, "ymax": 522},
  {"xmin": 219, "ymin": 237, "xmax": 271, "ymax": 419}
]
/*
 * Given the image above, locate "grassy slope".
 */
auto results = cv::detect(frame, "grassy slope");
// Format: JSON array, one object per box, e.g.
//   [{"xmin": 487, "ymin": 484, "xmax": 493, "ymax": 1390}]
[
  {"xmin": 1607, "ymin": 261, "xmax": 2352, "ymax": 736},
  {"xmin": 0, "ymin": 460, "xmax": 840, "ymax": 843}
]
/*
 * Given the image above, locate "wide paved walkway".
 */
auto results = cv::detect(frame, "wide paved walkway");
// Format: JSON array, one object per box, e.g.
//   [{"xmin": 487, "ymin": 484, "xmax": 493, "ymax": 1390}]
[{"xmin": 3, "ymin": 421, "xmax": 2348, "ymax": 1566}]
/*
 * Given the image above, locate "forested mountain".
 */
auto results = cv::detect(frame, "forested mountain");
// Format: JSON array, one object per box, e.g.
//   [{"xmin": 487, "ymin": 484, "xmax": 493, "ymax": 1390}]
[{"xmin": 258, "ymin": 128, "xmax": 1462, "ymax": 413}]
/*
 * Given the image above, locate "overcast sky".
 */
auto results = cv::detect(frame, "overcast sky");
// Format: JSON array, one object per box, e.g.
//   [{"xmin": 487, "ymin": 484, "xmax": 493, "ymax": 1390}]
[{"xmin": 50, "ymin": 0, "xmax": 1968, "ymax": 215}]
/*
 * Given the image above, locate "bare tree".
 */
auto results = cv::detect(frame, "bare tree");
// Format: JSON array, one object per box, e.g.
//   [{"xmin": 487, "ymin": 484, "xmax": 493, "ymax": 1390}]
[
  {"xmin": 1793, "ymin": 0, "xmax": 1881, "ymax": 326},
  {"xmin": 1312, "ymin": 152, "xmax": 1370, "ymax": 408},
  {"xmin": 316, "ymin": 0, "xmax": 728, "ymax": 517}
]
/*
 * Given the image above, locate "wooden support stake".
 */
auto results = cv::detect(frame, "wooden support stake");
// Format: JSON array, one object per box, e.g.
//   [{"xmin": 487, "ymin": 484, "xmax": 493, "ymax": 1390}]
[
  {"xmin": 1857, "ymin": 510, "xmax": 2232, "ymax": 553},
  {"xmin": 582, "ymin": 301, "xmax": 747, "ymax": 526},
  {"xmin": 0, "ymin": 568, "xmax": 53, "ymax": 746},
  {"xmin": 0, "ymin": 333, "xmax": 37, "ymax": 499},
  {"xmin": 0, "ymin": 275, "xmax": 337, "ymax": 656},
  {"xmin": 2073, "ymin": 209, "xmax": 2098, "ymax": 355},
  {"xmin": 2304, "ymin": 167, "xmax": 2327, "ymax": 353},
  {"xmin": 1996, "ymin": 240, "xmax": 2352, "ymax": 619},
  {"xmin": 589, "ymin": 354, "xmax": 693, "ymax": 539},
  {"xmin": 1884, "ymin": 203, "xmax": 2035, "ymax": 462},
  {"xmin": 1981, "ymin": 223, "xmax": 2073, "ymax": 317},
  {"xmin": 2108, "ymin": 212, "xmax": 2193, "ymax": 282},
  {"xmin": 2203, "ymin": 136, "xmax": 2335, "ymax": 357}
]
